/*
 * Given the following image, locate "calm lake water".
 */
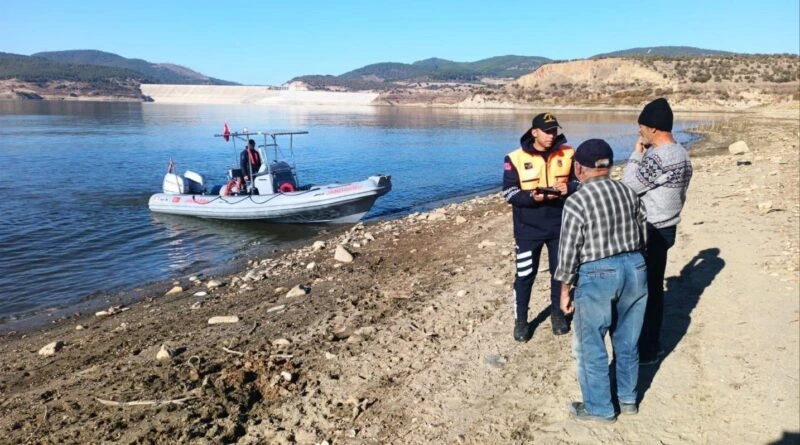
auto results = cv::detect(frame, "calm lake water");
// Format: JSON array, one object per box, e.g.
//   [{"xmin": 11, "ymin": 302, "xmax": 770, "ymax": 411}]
[{"xmin": 0, "ymin": 101, "xmax": 703, "ymax": 327}]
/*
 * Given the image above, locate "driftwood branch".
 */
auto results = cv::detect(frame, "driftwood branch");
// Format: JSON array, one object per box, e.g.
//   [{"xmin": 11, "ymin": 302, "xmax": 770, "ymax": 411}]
[
  {"xmin": 247, "ymin": 322, "xmax": 258, "ymax": 335},
  {"xmin": 95, "ymin": 396, "xmax": 195, "ymax": 407},
  {"xmin": 222, "ymin": 346, "xmax": 245, "ymax": 356}
]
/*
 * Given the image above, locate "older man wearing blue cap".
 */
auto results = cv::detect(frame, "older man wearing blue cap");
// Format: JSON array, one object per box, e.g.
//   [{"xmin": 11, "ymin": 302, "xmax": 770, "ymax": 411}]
[{"xmin": 555, "ymin": 139, "xmax": 649, "ymax": 422}]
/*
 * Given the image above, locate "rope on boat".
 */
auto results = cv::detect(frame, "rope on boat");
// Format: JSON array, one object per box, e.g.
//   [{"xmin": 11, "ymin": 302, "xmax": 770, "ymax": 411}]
[{"xmin": 188, "ymin": 188, "xmax": 315, "ymax": 205}]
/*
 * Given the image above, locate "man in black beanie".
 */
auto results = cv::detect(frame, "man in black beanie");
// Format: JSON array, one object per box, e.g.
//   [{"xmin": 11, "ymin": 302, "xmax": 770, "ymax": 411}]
[
  {"xmin": 622, "ymin": 98, "xmax": 693, "ymax": 365},
  {"xmin": 637, "ymin": 97, "xmax": 673, "ymax": 132}
]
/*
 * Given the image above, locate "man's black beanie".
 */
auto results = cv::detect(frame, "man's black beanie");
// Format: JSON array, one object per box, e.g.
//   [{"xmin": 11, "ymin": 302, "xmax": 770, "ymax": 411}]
[{"xmin": 638, "ymin": 98, "xmax": 673, "ymax": 131}]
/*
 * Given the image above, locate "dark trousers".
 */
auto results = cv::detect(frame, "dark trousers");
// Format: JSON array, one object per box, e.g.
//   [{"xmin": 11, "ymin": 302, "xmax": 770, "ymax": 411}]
[
  {"xmin": 638, "ymin": 223, "xmax": 677, "ymax": 359},
  {"xmin": 514, "ymin": 237, "xmax": 563, "ymax": 322}
]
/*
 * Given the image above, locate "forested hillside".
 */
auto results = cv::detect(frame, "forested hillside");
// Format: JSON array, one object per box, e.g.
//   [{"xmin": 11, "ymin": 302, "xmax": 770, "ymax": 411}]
[
  {"xmin": 291, "ymin": 55, "xmax": 552, "ymax": 90},
  {"xmin": 33, "ymin": 50, "xmax": 237, "ymax": 85},
  {"xmin": 591, "ymin": 46, "xmax": 737, "ymax": 58},
  {"xmin": 0, "ymin": 52, "xmax": 153, "ymax": 83}
]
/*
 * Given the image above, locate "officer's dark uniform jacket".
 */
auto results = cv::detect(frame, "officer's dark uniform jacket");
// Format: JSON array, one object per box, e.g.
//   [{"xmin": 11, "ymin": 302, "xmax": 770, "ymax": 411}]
[
  {"xmin": 503, "ymin": 131, "xmax": 578, "ymax": 240},
  {"xmin": 240, "ymin": 148, "xmax": 262, "ymax": 178}
]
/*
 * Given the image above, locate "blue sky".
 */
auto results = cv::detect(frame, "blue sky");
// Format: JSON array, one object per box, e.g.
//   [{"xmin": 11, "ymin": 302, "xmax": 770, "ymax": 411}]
[{"xmin": 2, "ymin": 0, "xmax": 798, "ymax": 85}]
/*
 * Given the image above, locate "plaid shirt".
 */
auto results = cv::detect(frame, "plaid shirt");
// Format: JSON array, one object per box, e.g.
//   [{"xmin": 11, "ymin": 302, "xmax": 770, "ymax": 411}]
[{"xmin": 554, "ymin": 175, "xmax": 647, "ymax": 285}]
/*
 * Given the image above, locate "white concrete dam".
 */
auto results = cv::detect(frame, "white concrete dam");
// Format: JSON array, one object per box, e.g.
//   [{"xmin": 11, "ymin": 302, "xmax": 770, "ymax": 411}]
[{"xmin": 140, "ymin": 84, "xmax": 380, "ymax": 106}]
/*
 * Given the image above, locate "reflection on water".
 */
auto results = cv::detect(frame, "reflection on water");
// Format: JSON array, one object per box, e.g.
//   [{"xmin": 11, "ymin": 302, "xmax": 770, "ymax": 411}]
[
  {"xmin": 149, "ymin": 212, "xmax": 326, "ymax": 272},
  {"xmin": 0, "ymin": 100, "xmax": 711, "ymax": 326}
]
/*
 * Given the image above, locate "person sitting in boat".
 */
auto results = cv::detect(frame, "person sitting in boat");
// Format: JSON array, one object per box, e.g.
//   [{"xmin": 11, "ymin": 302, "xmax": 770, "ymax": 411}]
[{"xmin": 240, "ymin": 139, "xmax": 262, "ymax": 182}]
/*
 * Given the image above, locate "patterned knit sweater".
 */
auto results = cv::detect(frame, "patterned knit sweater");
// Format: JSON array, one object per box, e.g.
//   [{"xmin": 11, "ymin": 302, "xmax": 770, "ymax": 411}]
[{"xmin": 622, "ymin": 142, "xmax": 693, "ymax": 228}]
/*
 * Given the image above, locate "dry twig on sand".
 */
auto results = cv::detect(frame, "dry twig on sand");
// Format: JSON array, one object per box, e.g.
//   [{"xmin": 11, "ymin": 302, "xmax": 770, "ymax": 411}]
[
  {"xmin": 247, "ymin": 322, "xmax": 258, "ymax": 335},
  {"xmin": 95, "ymin": 396, "xmax": 195, "ymax": 407},
  {"xmin": 222, "ymin": 346, "xmax": 245, "ymax": 356}
]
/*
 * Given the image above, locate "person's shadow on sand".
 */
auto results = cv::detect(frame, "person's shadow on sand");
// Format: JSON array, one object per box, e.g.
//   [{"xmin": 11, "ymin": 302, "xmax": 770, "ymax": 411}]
[{"xmin": 637, "ymin": 247, "xmax": 726, "ymax": 401}]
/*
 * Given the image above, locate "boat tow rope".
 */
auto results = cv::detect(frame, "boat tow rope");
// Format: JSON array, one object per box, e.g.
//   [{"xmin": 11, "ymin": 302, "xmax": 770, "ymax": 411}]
[{"xmin": 189, "ymin": 188, "xmax": 315, "ymax": 205}]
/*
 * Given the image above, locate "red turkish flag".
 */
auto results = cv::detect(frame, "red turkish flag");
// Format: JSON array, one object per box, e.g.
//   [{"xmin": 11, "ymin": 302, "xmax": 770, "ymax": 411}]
[{"xmin": 223, "ymin": 122, "xmax": 230, "ymax": 142}]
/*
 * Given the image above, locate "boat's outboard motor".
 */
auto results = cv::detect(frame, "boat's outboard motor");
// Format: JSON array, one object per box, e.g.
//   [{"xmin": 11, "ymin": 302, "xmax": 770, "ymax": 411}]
[
  {"xmin": 162, "ymin": 170, "xmax": 206, "ymax": 194},
  {"xmin": 271, "ymin": 161, "xmax": 297, "ymax": 193},
  {"xmin": 163, "ymin": 173, "xmax": 184, "ymax": 194},
  {"xmin": 183, "ymin": 170, "xmax": 205, "ymax": 194}
]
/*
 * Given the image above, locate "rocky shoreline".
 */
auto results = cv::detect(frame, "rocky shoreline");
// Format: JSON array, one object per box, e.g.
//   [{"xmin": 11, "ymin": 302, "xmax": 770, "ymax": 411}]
[
  {"xmin": 4, "ymin": 82, "xmax": 796, "ymax": 113},
  {"xmin": 0, "ymin": 106, "xmax": 797, "ymax": 444}
]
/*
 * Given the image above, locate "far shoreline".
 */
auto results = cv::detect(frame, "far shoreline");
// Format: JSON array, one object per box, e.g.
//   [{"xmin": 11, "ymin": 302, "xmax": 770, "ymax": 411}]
[{"xmin": 2, "ymin": 95, "xmax": 784, "ymax": 116}]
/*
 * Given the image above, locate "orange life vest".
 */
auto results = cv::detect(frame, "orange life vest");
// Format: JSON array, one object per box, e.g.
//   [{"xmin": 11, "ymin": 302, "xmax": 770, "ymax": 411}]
[{"xmin": 507, "ymin": 145, "xmax": 574, "ymax": 191}]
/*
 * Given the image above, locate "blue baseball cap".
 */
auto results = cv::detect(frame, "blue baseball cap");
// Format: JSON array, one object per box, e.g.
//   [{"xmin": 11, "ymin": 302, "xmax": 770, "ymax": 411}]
[{"xmin": 575, "ymin": 139, "xmax": 614, "ymax": 168}]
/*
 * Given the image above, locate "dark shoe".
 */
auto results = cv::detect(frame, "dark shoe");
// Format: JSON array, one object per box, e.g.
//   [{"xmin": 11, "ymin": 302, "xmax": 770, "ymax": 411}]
[
  {"xmin": 513, "ymin": 319, "xmax": 531, "ymax": 342},
  {"xmin": 569, "ymin": 402, "xmax": 616, "ymax": 423},
  {"xmin": 639, "ymin": 356, "xmax": 660, "ymax": 366},
  {"xmin": 619, "ymin": 402, "xmax": 638, "ymax": 415},
  {"xmin": 639, "ymin": 349, "xmax": 665, "ymax": 366},
  {"xmin": 551, "ymin": 315, "xmax": 570, "ymax": 336}
]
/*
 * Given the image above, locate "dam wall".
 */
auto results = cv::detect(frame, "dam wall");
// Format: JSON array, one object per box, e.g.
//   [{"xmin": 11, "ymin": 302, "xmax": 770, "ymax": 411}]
[{"xmin": 140, "ymin": 84, "xmax": 380, "ymax": 106}]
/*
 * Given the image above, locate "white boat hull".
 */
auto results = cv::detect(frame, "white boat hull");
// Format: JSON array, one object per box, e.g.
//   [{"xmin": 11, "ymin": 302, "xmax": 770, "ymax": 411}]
[{"xmin": 149, "ymin": 175, "xmax": 391, "ymax": 223}]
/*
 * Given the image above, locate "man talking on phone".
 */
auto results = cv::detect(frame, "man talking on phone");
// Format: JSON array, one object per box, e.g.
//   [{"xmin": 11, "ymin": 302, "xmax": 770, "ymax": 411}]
[
  {"xmin": 503, "ymin": 112, "xmax": 578, "ymax": 342},
  {"xmin": 622, "ymin": 98, "xmax": 693, "ymax": 365}
]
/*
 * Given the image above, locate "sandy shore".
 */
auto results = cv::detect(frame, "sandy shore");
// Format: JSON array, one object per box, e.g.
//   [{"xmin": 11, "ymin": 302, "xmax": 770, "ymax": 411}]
[{"xmin": 0, "ymin": 106, "xmax": 797, "ymax": 444}]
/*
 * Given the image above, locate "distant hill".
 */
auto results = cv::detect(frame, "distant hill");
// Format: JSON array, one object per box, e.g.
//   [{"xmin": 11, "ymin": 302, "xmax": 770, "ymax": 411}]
[
  {"xmin": 592, "ymin": 46, "xmax": 737, "ymax": 58},
  {"xmin": 496, "ymin": 54, "xmax": 799, "ymax": 108},
  {"xmin": 32, "ymin": 50, "xmax": 238, "ymax": 85},
  {"xmin": 292, "ymin": 55, "xmax": 552, "ymax": 90},
  {"xmin": 341, "ymin": 62, "xmax": 432, "ymax": 82},
  {"xmin": 0, "ymin": 52, "xmax": 153, "ymax": 83}
]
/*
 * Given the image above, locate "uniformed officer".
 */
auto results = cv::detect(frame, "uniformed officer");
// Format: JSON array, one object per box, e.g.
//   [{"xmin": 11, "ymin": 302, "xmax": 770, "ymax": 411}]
[{"xmin": 502, "ymin": 112, "xmax": 578, "ymax": 341}]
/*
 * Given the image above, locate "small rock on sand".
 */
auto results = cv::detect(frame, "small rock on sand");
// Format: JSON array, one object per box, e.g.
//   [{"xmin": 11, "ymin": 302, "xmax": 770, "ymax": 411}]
[
  {"xmin": 156, "ymin": 344, "xmax": 173, "ymax": 362},
  {"xmin": 207, "ymin": 279, "xmax": 225, "ymax": 289},
  {"xmin": 208, "ymin": 316, "xmax": 240, "ymax": 325},
  {"xmin": 272, "ymin": 338, "xmax": 292, "ymax": 347},
  {"xmin": 165, "ymin": 285, "xmax": 183, "ymax": 296},
  {"xmin": 267, "ymin": 304, "xmax": 286, "ymax": 313},
  {"xmin": 335, "ymin": 245, "xmax": 354, "ymax": 263},
  {"xmin": 38, "ymin": 341, "xmax": 64, "ymax": 356},
  {"xmin": 758, "ymin": 201, "xmax": 774, "ymax": 214},
  {"xmin": 286, "ymin": 285, "xmax": 310, "ymax": 298},
  {"xmin": 729, "ymin": 140, "xmax": 750, "ymax": 155}
]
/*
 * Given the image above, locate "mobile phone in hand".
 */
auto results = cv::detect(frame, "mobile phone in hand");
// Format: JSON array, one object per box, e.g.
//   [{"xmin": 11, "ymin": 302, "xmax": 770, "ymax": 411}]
[{"xmin": 535, "ymin": 187, "xmax": 562, "ymax": 196}]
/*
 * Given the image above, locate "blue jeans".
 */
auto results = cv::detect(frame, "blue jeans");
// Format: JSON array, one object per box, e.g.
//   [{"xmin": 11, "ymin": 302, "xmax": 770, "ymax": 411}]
[{"xmin": 572, "ymin": 252, "xmax": 648, "ymax": 418}]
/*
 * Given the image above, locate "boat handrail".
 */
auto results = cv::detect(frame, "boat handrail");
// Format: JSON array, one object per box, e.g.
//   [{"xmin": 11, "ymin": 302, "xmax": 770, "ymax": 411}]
[
  {"xmin": 213, "ymin": 130, "xmax": 309, "ymax": 138},
  {"xmin": 214, "ymin": 129, "xmax": 308, "ymax": 193}
]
